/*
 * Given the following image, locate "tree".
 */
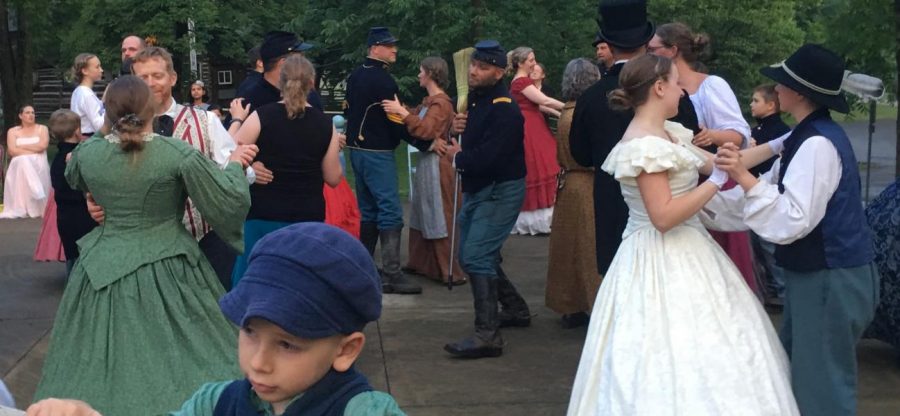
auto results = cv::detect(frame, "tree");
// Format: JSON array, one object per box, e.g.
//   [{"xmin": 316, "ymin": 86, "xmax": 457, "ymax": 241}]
[{"xmin": 0, "ymin": 0, "xmax": 34, "ymax": 133}]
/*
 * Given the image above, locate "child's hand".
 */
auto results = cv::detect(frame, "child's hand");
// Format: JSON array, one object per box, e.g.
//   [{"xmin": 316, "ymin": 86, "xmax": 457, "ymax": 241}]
[
  {"xmin": 65, "ymin": 153, "xmax": 73, "ymax": 163},
  {"xmin": 26, "ymin": 398, "xmax": 102, "ymax": 416}
]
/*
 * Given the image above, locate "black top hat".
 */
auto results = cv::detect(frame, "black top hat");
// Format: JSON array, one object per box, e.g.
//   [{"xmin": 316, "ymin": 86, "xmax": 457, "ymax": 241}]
[
  {"xmin": 597, "ymin": 0, "xmax": 655, "ymax": 50},
  {"xmin": 260, "ymin": 31, "xmax": 312, "ymax": 61},
  {"xmin": 592, "ymin": 31, "xmax": 605, "ymax": 47},
  {"xmin": 760, "ymin": 44, "xmax": 849, "ymax": 114},
  {"xmin": 367, "ymin": 27, "xmax": 398, "ymax": 47},
  {"xmin": 472, "ymin": 40, "xmax": 507, "ymax": 68}
]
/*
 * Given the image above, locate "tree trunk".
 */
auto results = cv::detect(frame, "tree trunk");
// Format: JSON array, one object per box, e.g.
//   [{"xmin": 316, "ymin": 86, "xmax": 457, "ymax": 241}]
[
  {"xmin": 15, "ymin": 5, "xmax": 32, "ymax": 108},
  {"xmin": 0, "ymin": 0, "xmax": 21, "ymax": 134},
  {"xmin": 896, "ymin": 0, "xmax": 900, "ymax": 177}
]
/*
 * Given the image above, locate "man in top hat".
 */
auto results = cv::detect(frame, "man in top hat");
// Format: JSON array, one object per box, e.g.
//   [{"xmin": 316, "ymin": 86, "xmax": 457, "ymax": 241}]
[
  {"xmin": 442, "ymin": 40, "xmax": 531, "ymax": 359},
  {"xmin": 707, "ymin": 44, "xmax": 879, "ymax": 416},
  {"xmin": 592, "ymin": 34, "xmax": 614, "ymax": 75},
  {"xmin": 569, "ymin": 0, "xmax": 699, "ymax": 277},
  {"xmin": 344, "ymin": 26, "xmax": 421, "ymax": 295}
]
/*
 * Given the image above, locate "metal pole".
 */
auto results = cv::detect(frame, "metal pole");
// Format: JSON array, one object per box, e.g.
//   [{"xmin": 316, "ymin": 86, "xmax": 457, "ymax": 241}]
[{"xmin": 864, "ymin": 100, "xmax": 876, "ymax": 204}]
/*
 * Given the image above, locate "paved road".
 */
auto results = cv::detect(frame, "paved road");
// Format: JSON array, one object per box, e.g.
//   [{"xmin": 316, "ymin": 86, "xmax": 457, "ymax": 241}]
[{"xmin": 1, "ymin": 119, "xmax": 898, "ymax": 413}]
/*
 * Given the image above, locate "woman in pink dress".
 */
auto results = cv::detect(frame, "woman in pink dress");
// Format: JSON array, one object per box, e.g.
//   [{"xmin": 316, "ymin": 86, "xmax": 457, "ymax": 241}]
[
  {"xmin": 1, "ymin": 105, "xmax": 51, "ymax": 219},
  {"xmin": 507, "ymin": 47, "xmax": 564, "ymax": 235}
]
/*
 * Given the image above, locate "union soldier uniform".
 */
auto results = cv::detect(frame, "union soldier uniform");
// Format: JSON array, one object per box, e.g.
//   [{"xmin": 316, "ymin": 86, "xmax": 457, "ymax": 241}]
[
  {"xmin": 345, "ymin": 26, "xmax": 421, "ymax": 294},
  {"xmin": 444, "ymin": 40, "xmax": 531, "ymax": 359}
]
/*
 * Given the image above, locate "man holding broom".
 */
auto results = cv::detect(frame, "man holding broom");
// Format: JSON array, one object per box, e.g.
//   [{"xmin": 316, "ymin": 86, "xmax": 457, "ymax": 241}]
[{"xmin": 443, "ymin": 40, "xmax": 531, "ymax": 359}]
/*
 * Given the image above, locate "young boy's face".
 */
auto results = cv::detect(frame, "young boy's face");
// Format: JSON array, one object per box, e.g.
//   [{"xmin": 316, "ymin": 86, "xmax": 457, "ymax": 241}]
[
  {"xmin": 238, "ymin": 318, "xmax": 349, "ymax": 414},
  {"xmin": 750, "ymin": 92, "xmax": 776, "ymax": 118}
]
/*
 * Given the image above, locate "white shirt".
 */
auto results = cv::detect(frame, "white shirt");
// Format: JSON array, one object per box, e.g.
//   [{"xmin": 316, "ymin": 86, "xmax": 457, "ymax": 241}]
[
  {"xmin": 690, "ymin": 75, "xmax": 752, "ymax": 147},
  {"xmin": 70, "ymin": 85, "xmax": 105, "ymax": 133},
  {"xmin": 701, "ymin": 135, "xmax": 842, "ymax": 245},
  {"xmin": 162, "ymin": 98, "xmax": 255, "ymax": 182}
]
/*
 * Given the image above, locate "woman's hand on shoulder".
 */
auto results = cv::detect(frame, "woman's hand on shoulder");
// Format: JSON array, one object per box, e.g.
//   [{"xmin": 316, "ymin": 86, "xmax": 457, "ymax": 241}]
[
  {"xmin": 229, "ymin": 98, "xmax": 251, "ymax": 121},
  {"xmin": 380, "ymin": 94, "xmax": 409, "ymax": 118}
]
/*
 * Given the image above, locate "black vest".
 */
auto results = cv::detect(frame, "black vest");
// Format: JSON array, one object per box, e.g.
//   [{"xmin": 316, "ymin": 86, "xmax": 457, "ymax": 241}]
[
  {"xmin": 774, "ymin": 109, "xmax": 874, "ymax": 271},
  {"xmin": 213, "ymin": 368, "xmax": 372, "ymax": 416}
]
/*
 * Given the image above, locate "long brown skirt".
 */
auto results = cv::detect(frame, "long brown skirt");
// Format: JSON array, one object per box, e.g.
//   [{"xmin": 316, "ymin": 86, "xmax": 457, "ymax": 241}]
[
  {"xmin": 546, "ymin": 170, "xmax": 602, "ymax": 314},
  {"xmin": 406, "ymin": 155, "xmax": 466, "ymax": 283}
]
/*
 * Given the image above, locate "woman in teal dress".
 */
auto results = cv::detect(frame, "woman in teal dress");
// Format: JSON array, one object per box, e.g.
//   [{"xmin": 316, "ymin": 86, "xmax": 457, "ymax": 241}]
[{"xmin": 33, "ymin": 76, "xmax": 258, "ymax": 415}]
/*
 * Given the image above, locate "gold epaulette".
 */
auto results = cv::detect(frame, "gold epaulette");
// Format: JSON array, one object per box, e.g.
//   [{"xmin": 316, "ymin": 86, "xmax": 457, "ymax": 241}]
[
  {"xmin": 492, "ymin": 97, "xmax": 512, "ymax": 104},
  {"xmin": 387, "ymin": 113, "xmax": 404, "ymax": 124}
]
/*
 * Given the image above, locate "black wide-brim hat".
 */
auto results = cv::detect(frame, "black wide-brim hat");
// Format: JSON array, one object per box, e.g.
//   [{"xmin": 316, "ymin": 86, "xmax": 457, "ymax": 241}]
[
  {"xmin": 597, "ymin": 0, "xmax": 655, "ymax": 50},
  {"xmin": 760, "ymin": 44, "xmax": 849, "ymax": 114}
]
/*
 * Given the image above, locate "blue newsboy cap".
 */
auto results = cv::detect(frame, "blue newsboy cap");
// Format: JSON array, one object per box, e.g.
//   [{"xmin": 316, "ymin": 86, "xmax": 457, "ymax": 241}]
[
  {"xmin": 367, "ymin": 26, "xmax": 398, "ymax": 47},
  {"xmin": 219, "ymin": 223, "xmax": 382, "ymax": 339},
  {"xmin": 472, "ymin": 40, "xmax": 507, "ymax": 68},
  {"xmin": 260, "ymin": 31, "xmax": 313, "ymax": 62}
]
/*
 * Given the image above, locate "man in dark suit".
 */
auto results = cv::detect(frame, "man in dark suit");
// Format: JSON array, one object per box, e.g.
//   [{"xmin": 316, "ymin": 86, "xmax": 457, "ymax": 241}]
[{"xmin": 570, "ymin": 0, "xmax": 699, "ymax": 276}]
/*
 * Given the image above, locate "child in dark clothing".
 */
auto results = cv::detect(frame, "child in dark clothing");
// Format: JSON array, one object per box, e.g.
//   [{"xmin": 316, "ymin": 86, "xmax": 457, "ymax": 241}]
[
  {"xmin": 749, "ymin": 84, "xmax": 791, "ymax": 177},
  {"xmin": 27, "ymin": 222, "xmax": 405, "ymax": 416},
  {"xmin": 48, "ymin": 109, "xmax": 97, "ymax": 275}
]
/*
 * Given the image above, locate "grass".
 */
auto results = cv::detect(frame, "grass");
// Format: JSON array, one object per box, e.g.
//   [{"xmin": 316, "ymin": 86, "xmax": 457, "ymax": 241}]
[
  {"xmin": 342, "ymin": 145, "xmax": 413, "ymax": 200},
  {"xmin": 840, "ymin": 102, "xmax": 897, "ymax": 122}
]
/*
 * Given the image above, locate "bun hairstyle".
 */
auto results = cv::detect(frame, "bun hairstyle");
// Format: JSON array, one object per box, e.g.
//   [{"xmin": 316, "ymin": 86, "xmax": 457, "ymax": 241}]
[
  {"xmin": 506, "ymin": 46, "xmax": 534, "ymax": 76},
  {"xmin": 280, "ymin": 54, "xmax": 316, "ymax": 119},
  {"xmin": 608, "ymin": 54, "xmax": 674, "ymax": 111},
  {"xmin": 71, "ymin": 53, "xmax": 98, "ymax": 84},
  {"xmin": 103, "ymin": 75, "xmax": 155, "ymax": 152},
  {"xmin": 655, "ymin": 22, "xmax": 710, "ymax": 66},
  {"xmin": 420, "ymin": 56, "xmax": 449, "ymax": 90}
]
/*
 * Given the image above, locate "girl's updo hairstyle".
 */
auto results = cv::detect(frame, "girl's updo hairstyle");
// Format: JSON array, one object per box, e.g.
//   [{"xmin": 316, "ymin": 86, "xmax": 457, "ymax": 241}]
[
  {"xmin": 420, "ymin": 56, "xmax": 449, "ymax": 90},
  {"xmin": 608, "ymin": 54, "xmax": 674, "ymax": 111},
  {"xmin": 280, "ymin": 54, "xmax": 316, "ymax": 119},
  {"xmin": 103, "ymin": 75, "xmax": 155, "ymax": 152},
  {"xmin": 71, "ymin": 53, "xmax": 98, "ymax": 84},
  {"xmin": 506, "ymin": 46, "xmax": 534, "ymax": 76},
  {"xmin": 655, "ymin": 22, "xmax": 711, "ymax": 66}
]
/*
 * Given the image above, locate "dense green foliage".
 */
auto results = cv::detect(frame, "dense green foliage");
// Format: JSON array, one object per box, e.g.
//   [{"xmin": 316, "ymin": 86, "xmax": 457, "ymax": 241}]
[{"xmin": 3, "ymin": 0, "xmax": 897, "ymax": 113}]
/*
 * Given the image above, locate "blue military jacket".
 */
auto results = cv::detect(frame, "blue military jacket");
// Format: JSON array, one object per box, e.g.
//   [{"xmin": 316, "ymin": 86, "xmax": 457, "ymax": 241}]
[
  {"xmin": 454, "ymin": 81, "xmax": 526, "ymax": 193},
  {"xmin": 344, "ymin": 58, "xmax": 407, "ymax": 151}
]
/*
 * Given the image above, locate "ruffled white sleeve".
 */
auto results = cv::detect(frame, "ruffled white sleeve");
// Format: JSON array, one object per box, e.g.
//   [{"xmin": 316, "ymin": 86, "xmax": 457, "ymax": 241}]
[
  {"xmin": 601, "ymin": 134, "xmax": 705, "ymax": 181},
  {"xmin": 695, "ymin": 76, "xmax": 751, "ymax": 147}
]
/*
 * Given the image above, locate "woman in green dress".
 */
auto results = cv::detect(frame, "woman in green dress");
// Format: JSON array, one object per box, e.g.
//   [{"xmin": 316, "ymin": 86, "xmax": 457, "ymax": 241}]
[{"xmin": 33, "ymin": 76, "xmax": 258, "ymax": 415}]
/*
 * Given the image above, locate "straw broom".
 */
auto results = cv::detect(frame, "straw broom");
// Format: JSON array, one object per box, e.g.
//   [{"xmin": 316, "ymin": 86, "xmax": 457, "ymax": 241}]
[{"xmin": 446, "ymin": 47, "xmax": 473, "ymax": 290}]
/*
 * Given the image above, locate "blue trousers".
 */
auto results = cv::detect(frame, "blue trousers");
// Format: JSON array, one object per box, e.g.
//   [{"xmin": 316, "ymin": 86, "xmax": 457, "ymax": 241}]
[
  {"xmin": 349, "ymin": 149, "xmax": 403, "ymax": 230},
  {"xmin": 751, "ymin": 232, "xmax": 785, "ymax": 299},
  {"xmin": 231, "ymin": 219, "xmax": 294, "ymax": 288},
  {"xmin": 457, "ymin": 179, "xmax": 525, "ymax": 277},
  {"xmin": 780, "ymin": 263, "xmax": 880, "ymax": 416}
]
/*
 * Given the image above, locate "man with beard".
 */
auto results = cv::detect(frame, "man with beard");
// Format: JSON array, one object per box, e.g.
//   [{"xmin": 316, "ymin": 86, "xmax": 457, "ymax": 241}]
[{"xmin": 442, "ymin": 40, "xmax": 531, "ymax": 359}]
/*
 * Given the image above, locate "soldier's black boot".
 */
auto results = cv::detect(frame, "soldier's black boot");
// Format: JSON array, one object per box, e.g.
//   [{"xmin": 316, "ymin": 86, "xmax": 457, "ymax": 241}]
[
  {"xmin": 496, "ymin": 266, "xmax": 531, "ymax": 328},
  {"xmin": 380, "ymin": 227, "xmax": 422, "ymax": 294},
  {"xmin": 444, "ymin": 275, "xmax": 503, "ymax": 358}
]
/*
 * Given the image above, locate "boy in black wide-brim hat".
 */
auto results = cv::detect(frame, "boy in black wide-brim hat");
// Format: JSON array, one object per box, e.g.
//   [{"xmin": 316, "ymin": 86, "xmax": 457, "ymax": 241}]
[{"xmin": 709, "ymin": 44, "xmax": 880, "ymax": 416}]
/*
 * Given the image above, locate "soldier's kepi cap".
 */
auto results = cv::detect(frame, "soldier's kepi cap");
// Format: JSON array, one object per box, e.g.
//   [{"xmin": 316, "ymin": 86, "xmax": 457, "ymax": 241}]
[
  {"xmin": 367, "ymin": 26, "xmax": 398, "ymax": 47},
  {"xmin": 472, "ymin": 40, "xmax": 506, "ymax": 68},
  {"xmin": 219, "ymin": 223, "xmax": 383, "ymax": 339},
  {"xmin": 260, "ymin": 30, "xmax": 313, "ymax": 62}
]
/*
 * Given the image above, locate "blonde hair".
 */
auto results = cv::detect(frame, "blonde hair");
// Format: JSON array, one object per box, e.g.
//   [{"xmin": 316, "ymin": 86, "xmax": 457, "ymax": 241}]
[
  {"xmin": 103, "ymin": 75, "xmax": 155, "ymax": 151},
  {"xmin": 71, "ymin": 53, "xmax": 98, "ymax": 84},
  {"xmin": 506, "ymin": 46, "xmax": 534, "ymax": 75},
  {"xmin": 279, "ymin": 54, "xmax": 316, "ymax": 119},
  {"xmin": 132, "ymin": 46, "xmax": 176, "ymax": 74}
]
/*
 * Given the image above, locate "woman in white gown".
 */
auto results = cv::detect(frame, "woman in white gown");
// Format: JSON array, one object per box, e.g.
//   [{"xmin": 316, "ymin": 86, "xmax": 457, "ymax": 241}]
[
  {"xmin": 567, "ymin": 54, "xmax": 798, "ymax": 415},
  {"xmin": 1, "ymin": 105, "xmax": 51, "ymax": 219}
]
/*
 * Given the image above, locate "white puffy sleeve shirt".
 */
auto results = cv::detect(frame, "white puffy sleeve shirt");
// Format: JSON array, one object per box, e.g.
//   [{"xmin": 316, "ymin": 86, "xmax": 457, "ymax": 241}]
[
  {"xmin": 690, "ymin": 75, "xmax": 752, "ymax": 148},
  {"xmin": 701, "ymin": 136, "xmax": 842, "ymax": 245},
  {"xmin": 70, "ymin": 85, "xmax": 105, "ymax": 133}
]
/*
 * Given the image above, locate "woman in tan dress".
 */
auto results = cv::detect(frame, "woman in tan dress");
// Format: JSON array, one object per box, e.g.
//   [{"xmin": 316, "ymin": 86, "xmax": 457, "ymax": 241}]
[
  {"xmin": 382, "ymin": 57, "xmax": 463, "ymax": 284},
  {"xmin": 546, "ymin": 58, "xmax": 602, "ymax": 328}
]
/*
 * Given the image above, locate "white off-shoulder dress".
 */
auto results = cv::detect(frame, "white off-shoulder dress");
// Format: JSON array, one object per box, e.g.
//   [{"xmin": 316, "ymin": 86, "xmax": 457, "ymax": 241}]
[{"xmin": 567, "ymin": 122, "xmax": 799, "ymax": 416}]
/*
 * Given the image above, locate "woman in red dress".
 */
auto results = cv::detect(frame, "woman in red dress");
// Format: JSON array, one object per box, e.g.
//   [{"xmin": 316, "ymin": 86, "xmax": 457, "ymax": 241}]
[{"xmin": 507, "ymin": 47, "xmax": 564, "ymax": 235}]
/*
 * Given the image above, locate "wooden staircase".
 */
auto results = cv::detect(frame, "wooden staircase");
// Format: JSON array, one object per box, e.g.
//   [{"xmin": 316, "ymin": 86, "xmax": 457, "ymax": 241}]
[{"xmin": 32, "ymin": 68, "xmax": 107, "ymax": 119}]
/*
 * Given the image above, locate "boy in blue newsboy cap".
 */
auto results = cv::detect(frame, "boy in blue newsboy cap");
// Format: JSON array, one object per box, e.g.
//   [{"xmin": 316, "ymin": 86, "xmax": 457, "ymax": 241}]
[{"xmin": 28, "ymin": 223, "xmax": 405, "ymax": 416}]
